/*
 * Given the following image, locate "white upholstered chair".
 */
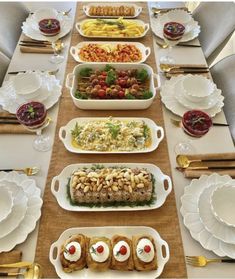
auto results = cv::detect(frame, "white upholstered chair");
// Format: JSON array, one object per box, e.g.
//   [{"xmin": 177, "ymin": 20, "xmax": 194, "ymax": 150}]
[
  {"xmin": 0, "ymin": 3, "xmax": 28, "ymax": 58},
  {"xmin": 210, "ymin": 54, "xmax": 235, "ymax": 141},
  {"xmin": 0, "ymin": 51, "xmax": 10, "ymax": 86},
  {"xmin": 193, "ymin": 2, "xmax": 235, "ymax": 66}
]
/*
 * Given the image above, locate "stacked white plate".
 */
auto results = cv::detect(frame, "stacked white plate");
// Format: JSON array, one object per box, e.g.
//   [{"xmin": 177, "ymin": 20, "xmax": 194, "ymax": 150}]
[
  {"xmin": 0, "ymin": 171, "xmax": 42, "ymax": 252},
  {"xmin": 160, "ymin": 74, "xmax": 224, "ymax": 117},
  {"xmin": 22, "ymin": 8, "xmax": 73, "ymax": 42},
  {"xmin": 0, "ymin": 70, "xmax": 62, "ymax": 114},
  {"xmin": 151, "ymin": 9, "xmax": 200, "ymax": 42},
  {"xmin": 181, "ymin": 173, "xmax": 235, "ymax": 258}
]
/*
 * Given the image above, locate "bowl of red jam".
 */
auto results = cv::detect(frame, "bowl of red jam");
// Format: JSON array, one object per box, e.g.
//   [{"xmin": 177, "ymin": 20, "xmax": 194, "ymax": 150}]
[
  {"xmin": 182, "ymin": 110, "xmax": 212, "ymax": 137},
  {"xmin": 39, "ymin": 18, "xmax": 60, "ymax": 36},
  {"xmin": 163, "ymin": 22, "xmax": 185, "ymax": 41}
]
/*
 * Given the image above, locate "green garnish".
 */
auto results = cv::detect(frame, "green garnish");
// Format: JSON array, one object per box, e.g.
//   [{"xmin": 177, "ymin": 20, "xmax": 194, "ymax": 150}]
[
  {"xmin": 74, "ymin": 91, "xmax": 88, "ymax": 99},
  {"xmin": 71, "ymin": 122, "xmax": 82, "ymax": 138},
  {"xmin": 106, "ymin": 122, "xmax": 120, "ymax": 138},
  {"xmin": 136, "ymin": 69, "xmax": 148, "ymax": 82},
  {"xmin": 126, "ymin": 93, "xmax": 136, "ymax": 99},
  {"xmin": 46, "ymin": 19, "xmax": 52, "ymax": 27},
  {"xmin": 96, "ymin": 19, "xmax": 125, "ymax": 30},
  {"xmin": 143, "ymin": 124, "xmax": 150, "ymax": 139},
  {"xmin": 27, "ymin": 105, "xmax": 35, "ymax": 118},
  {"xmin": 142, "ymin": 90, "xmax": 153, "ymax": 99},
  {"xmin": 90, "ymin": 246, "xmax": 97, "ymax": 254},
  {"xmin": 79, "ymin": 68, "xmax": 92, "ymax": 77},
  {"xmin": 105, "ymin": 70, "xmax": 116, "ymax": 85},
  {"xmin": 104, "ymin": 64, "xmax": 114, "ymax": 72}
]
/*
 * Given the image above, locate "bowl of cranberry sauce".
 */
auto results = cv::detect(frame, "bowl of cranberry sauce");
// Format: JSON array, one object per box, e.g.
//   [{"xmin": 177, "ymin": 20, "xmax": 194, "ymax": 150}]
[
  {"xmin": 182, "ymin": 110, "xmax": 213, "ymax": 138},
  {"xmin": 39, "ymin": 18, "xmax": 60, "ymax": 36},
  {"xmin": 16, "ymin": 101, "xmax": 47, "ymax": 129},
  {"xmin": 163, "ymin": 22, "xmax": 185, "ymax": 40}
]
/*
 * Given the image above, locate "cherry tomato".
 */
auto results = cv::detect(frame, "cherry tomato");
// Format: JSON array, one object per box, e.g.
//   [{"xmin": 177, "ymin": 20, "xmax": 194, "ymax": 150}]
[
  {"xmin": 98, "ymin": 75, "xmax": 106, "ymax": 80},
  {"xmin": 101, "ymin": 71, "xmax": 107, "ymax": 76},
  {"xmin": 144, "ymin": 245, "xmax": 151, "ymax": 253},
  {"xmin": 99, "ymin": 80, "xmax": 106, "ymax": 87},
  {"xmin": 97, "ymin": 245, "xmax": 104, "ymax": 253},
  {"xmin": 118, "ymin": 90, "xmax": 125, "ymax": 98},
  {"xmin": 118, "ymin": 79, "xmax": 127, "ymax": 87},
  {"xmin": 68, "ymin": 245, "xmax": 76, "ymax": 254},
  {"xmin": 98, "ymin": 89, "xmax": 106, "ymax": 98},
  {"xmin": 119, "ymin": 245, "xmax": 127, "ymax": 255}
]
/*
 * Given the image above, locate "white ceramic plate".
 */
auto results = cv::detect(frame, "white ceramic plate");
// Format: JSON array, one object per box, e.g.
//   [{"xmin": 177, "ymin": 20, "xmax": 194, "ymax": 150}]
[
  {"xmin": 180, "ymin": 173, "xmax": 235, "ymax": 258},
  {"xmin": 70, "ymin": 41, "xmax": 151, "ymax": 64},
  {"xmin": 0, "ymin": 188, "xmax": 13, "ymax": 223},
  {"xmin": 66, "ymin": 63, "xmax": 160, "ymax": 110},
  {"xmin": 199, "ymin": 183, "xmax": 235, "ymax": 244},
  {"xmin": 174, "ymin": 79, "xmax": 223, "ymax": 110},
  {"xmin": 51, "ymin": 163, "xmax": 172, "ymax": 212},
  {"xmin": 49, "ymin": 226, "xmax": 169, "ymax": 279},
  {"xmin": 151, "ymin": 10, "xmax": 200, "ymax": 42},
  {"xmin": 0, "ymin": 172, "xmax": 42, "ymax": 252},
  {"xmin": 22, "ymin": 9, "xmax": 73, "ymax": 42},
  {"xmin": 0, "ymin": 185, "xmax": 28, "ymax": 238},
  {"xmin": 0, "ymin": 70, "xmax": 62, "ymax": 114},
  {"xmin": 83, "ymin": 3, "xmax": 142, "ymax": 19},
  {"xmin": 76, "ymin": 19, "xmax": 149, "ymax": 39},
  {"xmin": 59, "ymin": 117, "xmax": 164, "ymax": 154},
  {"xmin": 160, "ymin": 76, "xmax": 224, "ymax": 117}
]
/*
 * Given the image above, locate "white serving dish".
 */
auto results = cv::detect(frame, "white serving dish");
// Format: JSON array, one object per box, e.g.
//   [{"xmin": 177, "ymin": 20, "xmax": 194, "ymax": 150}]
[
  {"xmin": 211, "ymin": 184, "xmax": 235, "ymax": 228},
  {"xmin": 66, "ymin": 63, "xmax": 160, "ymax": 110},
  {"xmin": 180, "ymin": 173, "xmax": 235, "ymax": 258},
  {"xmin": 76, "ymin": 19, "xmax": 149, "ymax": 39},
  {"xmin": 182, "ymin": 75, "xmax": 216, "ymax": 102},
  {"xmin": 162, "ymin": 9, "xmax": 191, "ymax": 24},
  {"xmin": 59, "ymin": 117, "xmax": 164, "ymax": 154},
  {"xmin": 83, "ymin": 3, "xmax": 142, "ymax": 19},
  {"xmin": 70, "ymin": 41, "xmax": 151, "ymax": 64},
  {"xmin": 0, "ymin": 171, "xmax": 42, "ymax": 252},
  {"xmin": 51, "ymin": 163, "xmax": 172, "ymax": 212},
  {"xmin": 13, "ymin": 72, "xmax": 42, "ymax": 97},
  {"xmin": 49, "ymin": 226, "xmax": 169, "ymax": 279},
  {"xmin": 0, "ymin": 188, "xmax": 13, "ymax": 223},
  {"xmin": 22, "ymin": 8, "xmax": 73, "ymax": 42}
]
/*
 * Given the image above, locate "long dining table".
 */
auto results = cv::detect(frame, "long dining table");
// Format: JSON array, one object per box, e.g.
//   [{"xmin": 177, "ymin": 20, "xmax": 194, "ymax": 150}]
[{"xmin": 0, "ymin": 1, "xmax": 235, "ymax": 278}]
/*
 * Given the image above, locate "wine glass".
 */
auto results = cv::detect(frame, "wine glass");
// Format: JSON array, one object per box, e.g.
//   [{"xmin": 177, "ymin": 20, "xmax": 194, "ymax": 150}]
[
  {"xmin": 49, "ymin": 39, "xmax": 64, "ymax": 64},
  {"xmin": 160, "ymin": 22, "xmax": 185, "ymax": 64},
  {"xmin": 16, "ymin": 102, "xmax": 52, "ymax": 152}
]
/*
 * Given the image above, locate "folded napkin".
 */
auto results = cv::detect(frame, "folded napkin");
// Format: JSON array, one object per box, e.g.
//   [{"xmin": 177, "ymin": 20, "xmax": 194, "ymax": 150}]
[
  {"xmin": 183, "ymin": 169, "xmax": 235, "ymax": 178},
  {"xmin": 184, "ymin": 152, "xmax": 235, "ymax": 161},
  {"xmin": 0, "ymin": 250, "xmax": 22, "ymax": 277},
  {"xmin": 0, "ymin": 112, "xmax": 33, "ymax": 135},
  {"xmin": 20, "ymin": 46, "xmax": 54, "ymax": 54}
]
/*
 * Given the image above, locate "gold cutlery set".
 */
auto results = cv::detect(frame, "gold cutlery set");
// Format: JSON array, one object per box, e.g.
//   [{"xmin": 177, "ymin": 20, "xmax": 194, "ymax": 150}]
[
  {"xmin": 19, "ymin": 39, "xmax": 64, "ymax": 54},
  {"xmin": 156, "ymin": 39, "xmax": 201, "ymax": 49},
  {"xmin": 8, "ymin": 69, "xmax": 59, "ymax": 75},
  {"xmin": 0, "ymin": 167, "xmax": 40, "ymax": 176},
  {"xmin": 170, "ymin": 118, "xmax": 229, "ymax": 128},
  {"xmin": 176, "ymin": 153, "xmax": 235, "ymax": 177},
  {"xmin": 152, "ymin": 7, "xmax": 190, "ymax": 17},
  {"xmin": 0, "ymin": 262, "xmax": 42, "ymax": 278}
]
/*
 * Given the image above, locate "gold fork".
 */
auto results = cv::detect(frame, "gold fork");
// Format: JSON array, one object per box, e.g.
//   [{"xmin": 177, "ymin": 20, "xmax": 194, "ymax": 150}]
[
  {"xmin": 62, "ymin": 8, "xmax": 72, "ymax": 16},
  {"xmin": 186, "ymin": 256, "xmax": 235, "ymax": 267},
  {"xmin": 1, "ymin": 167, "xmax": 40, "ymax": 176},
  {"xmin": 171, "ymin": 118, "xmax": 229, "ymax": 127}
]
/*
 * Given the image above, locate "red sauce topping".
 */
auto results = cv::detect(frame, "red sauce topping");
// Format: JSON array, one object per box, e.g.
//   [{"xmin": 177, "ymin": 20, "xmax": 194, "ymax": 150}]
[
  {"xmin": 16, "ymin": 101, "xmax": 47, "ymax": 127},
  {"xmin": 39, "ymin": 18, "xmax": 60, "ymax": 34},
  {"xmin": 68, "ymin": 245, "xmax": 76, "ymax": 255},
  {"xmin": 144, "ymin": 245, "xmax": 151, "ymax": 253},
  {"xmin": 182, "ymin": 110, "xmax": 212, "ymax": 137},
  {"xmin": 119, "ymin": 245, "xmax": 127, "ymax": 255},
  {"xmin": 163, "ymin": 22, "xmax": 185, "ymax": 40},
  {"xmin": 96, "ymin": 245, "xmax": 104, "ymax": 254}
]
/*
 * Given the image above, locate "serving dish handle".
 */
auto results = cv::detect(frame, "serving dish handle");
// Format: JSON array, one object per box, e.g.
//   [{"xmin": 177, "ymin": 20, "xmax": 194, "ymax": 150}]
[
  {"xmin": 143, "ymin": 23, "xmax": 150, "ymax": 36},
  {"xmin": 159, "ymin": 238, "xmax": 170, "ymax": 265},
  {"xmin": 59, "ymin": 127, "xmax": 67, "ymax": 142},
  {"xmin": 136, "ymin": 6, "xmax": 143, "ymax": 16},
  {"xmin": 49, "ymin": 241, "xmax": 59, "ymax": 265},
  {"xmin": 143, "ymin": 47, "xmax": 151, "ymax": 60},
  {"xmin": 51, "ymin": 176, "xmax": 59, "ymax": 197},
  {"xmin": 162, "ymin": 175, "xmax": 172, "ymax": 196},
  {"xmin": 153, "ymin": 73, "xmax": 161, "ymax": 91},
  {"xmin": 70, "ymin": 47, "xmax": 77, "ymax": 60},
  {"xmin": 65, "ymin": 73, "xmax": 74, "ymax": 89},
  {"xmin": 155, "ymin": 126, "xmax": 164, "ymax": 143}
]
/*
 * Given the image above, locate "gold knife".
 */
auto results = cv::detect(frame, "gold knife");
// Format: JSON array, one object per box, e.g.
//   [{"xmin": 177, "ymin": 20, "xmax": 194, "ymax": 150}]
[
  {"xmin": 0, "ymin": 261, "xmax": 33, "ymax": 268},
  {"xmin": 177, "ymin": 160, "xmax": 235, "ymax": 170}
]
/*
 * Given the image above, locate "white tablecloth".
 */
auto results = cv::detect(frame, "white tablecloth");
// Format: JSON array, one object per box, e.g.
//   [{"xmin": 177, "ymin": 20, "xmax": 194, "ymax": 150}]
[{"xmin": 0, "ymin": 2, "xmax": 234, "ymax": 278}]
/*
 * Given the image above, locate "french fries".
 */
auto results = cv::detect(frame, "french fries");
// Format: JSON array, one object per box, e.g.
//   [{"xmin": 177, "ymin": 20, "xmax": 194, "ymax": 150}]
[{"xmin": 80, "ymin": 18, "xmax": 146, "ymax": 38}]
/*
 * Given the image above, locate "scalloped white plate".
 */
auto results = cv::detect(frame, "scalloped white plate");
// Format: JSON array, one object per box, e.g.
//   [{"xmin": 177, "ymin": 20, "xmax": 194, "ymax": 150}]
[
  {"xmin": 180, "ymin": 173, "xmax": 235, "ymax": 258},
  {"xmin": 160, "ymin": 76, "xmax": 224, "ymax": 117},
  {"xmin": 49, "ymin": 226, "xmax": 169, "ymax": 279},
  {"xmin": 151, "ymin": 10, "xmax": 200, "ymax": 42},
  {"xmin": 22, "ymin": 10, "xmax": 73, "ymax": 42},
  {"xmin": 0, "ymin": 70, "xmax": 62, "ymax": 114},
  {"xmin": 0, "ymin": 172, "xmax": 42, "ymax": 252}
]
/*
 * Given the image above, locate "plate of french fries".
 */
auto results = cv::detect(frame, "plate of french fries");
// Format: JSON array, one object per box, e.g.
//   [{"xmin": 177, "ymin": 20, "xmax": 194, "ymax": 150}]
[{"xmin": 76, "ymin": 18, "xmax": 149, "ymax": 39}]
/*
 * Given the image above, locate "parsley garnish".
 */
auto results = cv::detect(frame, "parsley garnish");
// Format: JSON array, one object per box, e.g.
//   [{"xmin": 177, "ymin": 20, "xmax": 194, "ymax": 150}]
[
  {"xmin": 79, "ymin": 68, "xmax": 92, "ymax": 77},
  {"xmin": 142, "ymin": 90, "xmax": 153, "ymax": 99},
  {"xmin": 106, "ymin": 122, "xmax": 120, "ymax": 138},
  {"xmin": 105, "ymin": 70, "xmax": 116, "ymax": 86},
  {"xmin": 136, "ymin": 69, "xmax": 148, "ymax": 82}
]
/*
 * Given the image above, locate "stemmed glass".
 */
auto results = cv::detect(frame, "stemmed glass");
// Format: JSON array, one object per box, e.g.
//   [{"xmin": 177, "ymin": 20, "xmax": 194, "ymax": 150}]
[
  {"xmin": 16, "ymin": 102, "xmax": 52, "ymax": 152},
  {"xmin": 49, "ymin": 39, "xmax": 64, "ymax": 64},
  {"xmin": 160, "ymin": 22, "xmax": 185, "ymax": 64}
]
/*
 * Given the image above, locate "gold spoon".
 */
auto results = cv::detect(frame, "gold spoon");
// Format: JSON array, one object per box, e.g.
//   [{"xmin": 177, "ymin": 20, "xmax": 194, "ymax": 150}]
[
  {"xmin": 160, "ymin": 64, "xmax": 209, "ymax": 73},
  {"xmin": 156, "ymin": 40, "xmax": 169, "ymax": 49},
  {"xmin": 176, "ymin": 154, "xmax": 203, "ymax": 168}
]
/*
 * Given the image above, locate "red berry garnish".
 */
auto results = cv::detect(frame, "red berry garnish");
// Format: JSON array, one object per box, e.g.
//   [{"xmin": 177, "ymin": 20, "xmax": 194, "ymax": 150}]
[
  {"xmin": 119, "ymin": 245, "xmax": 127, "ymax": 255},
  {"xmin": 97, "ymin": 245, "xmax": 104, "ymax": 253},
  {"xmin": 68, "ymin": 245, "xmax": 76, "ymax": 254},
  {"xmin": 144, "ymin": 245, "xmax": 151, "ymax": 253}
]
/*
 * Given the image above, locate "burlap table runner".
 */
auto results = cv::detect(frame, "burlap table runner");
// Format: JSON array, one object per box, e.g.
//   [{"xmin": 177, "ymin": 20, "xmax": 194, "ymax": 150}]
[{"xmin": 35, "ymin": 3, "xmax": 187, "ymax": 278}]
